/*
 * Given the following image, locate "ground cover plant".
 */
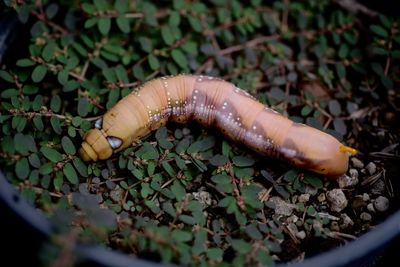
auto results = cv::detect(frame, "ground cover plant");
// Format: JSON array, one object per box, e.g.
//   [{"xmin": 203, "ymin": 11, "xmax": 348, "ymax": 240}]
[{"xmin": 0, "ymin": 0, "xmax": 399, "ymax": 266}]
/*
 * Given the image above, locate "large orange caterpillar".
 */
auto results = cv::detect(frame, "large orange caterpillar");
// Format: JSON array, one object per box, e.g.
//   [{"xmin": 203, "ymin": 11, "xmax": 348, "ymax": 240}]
[{"xmin": 79, "ymin": 74, "xmax": 357, "ymax": 177}]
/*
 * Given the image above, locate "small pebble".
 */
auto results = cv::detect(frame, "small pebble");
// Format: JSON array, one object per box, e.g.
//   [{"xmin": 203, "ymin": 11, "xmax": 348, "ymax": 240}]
[
  {"xmin": 367, "ymin": 203, "xmax": 376, "ymax": 213},
  {"xmin": 370, "ymin": 180, "xmax": 386, "ymax": 195},
  {"xmin": 298, "ymin": 194, "xmax": 310, "ymax": 203},
  {"xmin": 374, "ymin": 196, "xmax": 389, "ymax": 212},
  {"xmin": 182, "ymin": 128, "xmax": 191, "ymax": 135},
  {"xmin": 338, "ymin": 174, "xmax": 359, "ymax": 188},
  {"xmin": 326, "ymin": 189, "xmax": 348, "ymax": 212},
  {"xmin": 351, "ymin": 158, "xmax": 364, "ymax": 169},
  {"xmin": 362, "ymin": 193, "xmax": 370, "ymax": 202},
  {"xmin": 106, "ymin": 180, "xmax": 117, "ymax": 190},
  {"xmin": 78, "ymin": 183, "xmax": 89, "ymax": 195},
  {"xmin": 101, "ymin": 169, "xmax": 110, "ymax": 179},
  {"xmin": 287, "ymin": 223, "xmax": 299, "ymax": 238},
  {"xmin": 349, "ymin": 168, "xmax": 359, "ymax": 179},
  {"xmin": 340, "ymin": 213, "xmax": 354, "ymax": 229},
  {"xmin": 270, "ymin": 196, "xmax": 296, "ymax": 216},
  {"xmin": 92, "ymin": 177, "xmax": 101, "ymax": 184},
  {"xmin": 318, "ymin": 193, "xmax": 326, "ymax": 202},
  {"xmin": 287, "ymin": 215, "xmax": 299, "ymax": 223},
  {"xmin": 192, "ymin": 191, "xmax": 212, "ymax": 206},
  {"xmin": 296, "ymin": 230, "xmax": 306, "ymax": 240},
  {"xmin": 305, "ymin": 186, "xmax": 318, "ymax": 196},
  {"xmin": 360, "ymin": 212, "xmax": 372, "ymax": 221},
  {"xmin": 110, "ymin": 186, "xmax": 124, "ymax": 202},
  {"xmin": 61, "ymin": 184, "xmax": 70, "ymax": 195},
  {"xmin": 365, "ymin": 162, "xmax": 377, "ymax": 175}
]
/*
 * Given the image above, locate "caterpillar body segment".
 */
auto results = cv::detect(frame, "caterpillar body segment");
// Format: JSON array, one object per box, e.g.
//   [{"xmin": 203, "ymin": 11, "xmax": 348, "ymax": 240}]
[{"xmin": 79, "ymin": 74, "xmax": 353, "ymax": 177}]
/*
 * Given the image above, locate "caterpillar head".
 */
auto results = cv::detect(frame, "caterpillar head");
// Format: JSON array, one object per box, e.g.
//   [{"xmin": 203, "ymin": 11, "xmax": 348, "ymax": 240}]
[
  {"xmin": 283, "ymin": 124, "xmax": 355, "ymax": 178},
  {"xmin": 79, "ymin": 118, "xmax": 123, "ymax": 162}
]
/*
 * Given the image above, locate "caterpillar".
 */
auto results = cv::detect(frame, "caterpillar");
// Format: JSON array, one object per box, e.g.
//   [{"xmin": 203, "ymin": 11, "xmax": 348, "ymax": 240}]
[{"xmin": 79, "ymin": 74, "xmax": 357, "ymax": 178}]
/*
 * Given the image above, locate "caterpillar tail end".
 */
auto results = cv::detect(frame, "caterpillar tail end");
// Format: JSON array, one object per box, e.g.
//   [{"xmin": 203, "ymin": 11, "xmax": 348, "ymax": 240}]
[{"xmin": 339, "ymin": 145, "xmax": 358, "ymax": 156}]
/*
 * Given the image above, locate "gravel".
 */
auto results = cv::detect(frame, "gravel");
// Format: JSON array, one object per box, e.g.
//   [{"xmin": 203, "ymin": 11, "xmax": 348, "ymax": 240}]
[{"xmin": 326, "ymin": 189, "xmax": 348, "ymax": 212}]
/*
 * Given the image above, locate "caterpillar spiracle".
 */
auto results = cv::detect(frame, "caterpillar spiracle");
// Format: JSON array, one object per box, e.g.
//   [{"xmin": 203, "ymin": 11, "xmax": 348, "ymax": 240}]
[{"xmin": 79, "ymin": 74, "xmax": 357, "ymax": 178}]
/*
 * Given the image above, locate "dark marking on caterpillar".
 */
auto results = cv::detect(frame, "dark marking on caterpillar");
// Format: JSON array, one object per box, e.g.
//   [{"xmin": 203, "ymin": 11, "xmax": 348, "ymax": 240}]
[{"xmin": 79, "ymin": 74, "xmax": 353, "ymax": 177}]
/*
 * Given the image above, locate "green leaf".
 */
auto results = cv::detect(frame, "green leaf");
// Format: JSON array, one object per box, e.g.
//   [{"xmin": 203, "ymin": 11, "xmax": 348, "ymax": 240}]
[
  {"xmin": 42, "ymin": 41, "xmax": 56, "ymax": 61},
  {"xmin": 16, "ymin": 58, "xmax": 35, "ymax": 67},
  {"xmin": 53, "ymin": 172, "xmax": 63, "ymax": 190},
  {"xmin": 370, "ymin": 24, "xmax": 389, "ymax": 38},
  {"xmin": 116, "ymin": 15, "xmax": 130, "ymax": 33},
  {"xmin": 50, "ymin": 95, "xmax": 62, "ymax": 112},
  {"xmin": 39, "ymin": 162, "xmax": 54, "ymax": 175},
  {"xmin": 85, "ymin": 17, "xmax": 98, "ymax": 28},
  {"xmin": 140, "ymin": 183, "xmax": 153, "ymax": 198},
  {"xmin": 31, "ymin": 65, "xmax": 48, "ymax": 82},
  {"xmin": 50, "ymin": 116, "xmax": 62, "ymax": 134},
  {"xmin": 41, "ymin": 146, "xmax": 63, "ymax": 163},
  {"xmin": 162, "ymin": 202, "xmax": 176, "ymax": 217},
  {"xmin": 235, "ymin": 167, "xmax": 254, "ymax": 179},
  {"xmin": 188, "ymin": 15, "xmax": 202, "ymax": 32},
  {"xmin": 78, "ymin": 98, "xmax": 90, "ymax": 117},
  {"xmin": 1, "ymin": 88, "xmax": 19, "ymax": 98},
  {"xmin": 32, "ymin": 95, "xmax": 43, "ymax": 111},
  {"xmin": 162, "ymin": 161, "xmax": 176, "ymax": 177},
  {"xmin": 171, "ymin": 180, "xmax": 186, "ymax": 201},
  {"xmin": 304, "ymin": 173, "xmax": 323, "ymax": 189},
  {"xmin": 98, "ymin": 17, "xmax": 111, "ymax": 35},
  {"xmin": 94, "ymin": 0, "xmax": 108, "ymax": 10},
  {"xmin": 211, "ymin": 174, "xmax": 231, "ymax": 184},
  {"xmin": 136, "ymin": 142, "xmax": 159, "ymax": 160},
  {"xmin": 12, "ymin": 116, "xmax": 27, "ymax": 132},
  {"xmin": 173, "ymin": 0, "xmax": 185, "ymax": 10},
  {"xmin": 179, "ymin": 214, "xmax": 196, "ymax": 225},
  {"xmin": 73, "ymin": 157, "xmax": 88, "ymax": 177},
  {"xmin": 133, "ymin": 65, "xmax": 145, "ymax": 81},
  {"xmin": 161, "ymin": 26, "xmax": 174, "ymax": 45},
  {"xmin": 45, "ymin": 3, "xmax": 59, "ymax": 19},
  {"xmin": 176, "ymin": 139, "xmax": 190, "ymax": 154},
  {"xmin": 335, "ymin": 63, "xmax": 346, "ymax": 80},
  {"xmin": 23, "ymin": 85, "xmax": 39, "ymax": 95},
  {"xmin": 329, "ymin": 100, "xmax": 342, "ymax": 116},
  {"xmin": 218, "ymin": 196, "xmax": 235, "ymax": 207},
  {"xmin": 209, "ymin": 154, "xmax": 228, "ymax": 166},
  {"xmin": 371, "ymin": 62, "xmax": 384, "ymax": 75},
  {"xmin": 231, "ymin": 239, "xmax": 252, "ymax": 254},
  {"xmin": 172, "ymin": 229, "xmax": 192, "ymax": 242},
  {"xmin": 63, "ymin": 163, "xmax": 78, "ymax": 184},
  {"xmin": 14, "ymin": 133, "xmax": 28, "ymax": 155},
  {"xmin": 28, "ymin": 153, "xmax": 41, "ymax": 168},
  {"xmin": 171, "ymin": 49, "xmax": 188, "ymax": 69},
  {"xmin": 61, "ymin": 136, "xmax": 76, "ymax": 155},
  {"xmin": 232, "ymin": 156, "xmax": 254, "ymax": 167},
  {"xmin": 58, "ymin": 70, "xmax": 69, "ymax": 85},
  {"xmin": 241, "ymin": 184, "xmax": 263, "ymax": 209},
  {"xmin": 115, "ymin": 0, "xmax": 129, "ymax": 13},
  {"xmin": 16, "ymin": 158, "xmax": 30, "ymax": 180},
  {"xmin": 245, "ymin": 224, "xmax": 263, "ymax": 240},
  {"xmin": 138, "ymin": 37, "xmax": 153, "ymax": 53},
  {"xmin": 381, "ymin": 76, "xmax": 393, "ymax": 89},
  {"xmin": 148, "ymin": 54, "xmax": 160, "ymax": 70},
  {"xmin": 301, "ymin": 105, "xmax": 313, "ymax": 116},
  {"xmin": 207, "ymin": 248, "xmax": 223, "ymax": 261},
  {"xmin": 168, "ymin": 11, "xmax": 181, "ymax": 27},
  {"xmin": 0, "ymin": 70, "xmax": 14, "ymax": 83}
]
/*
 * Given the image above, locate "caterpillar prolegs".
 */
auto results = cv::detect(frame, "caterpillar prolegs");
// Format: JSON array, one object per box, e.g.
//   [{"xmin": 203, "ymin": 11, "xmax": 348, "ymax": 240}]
[{"xmin": 79, "ymin": 75, "xmax": 357, "ymax": 177}]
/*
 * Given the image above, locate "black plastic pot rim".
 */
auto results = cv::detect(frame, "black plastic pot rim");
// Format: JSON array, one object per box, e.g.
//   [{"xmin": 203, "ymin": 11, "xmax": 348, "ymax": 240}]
[{"xmin": 1, "ymin": 170, "xmax": 400, "ymax": 267}]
